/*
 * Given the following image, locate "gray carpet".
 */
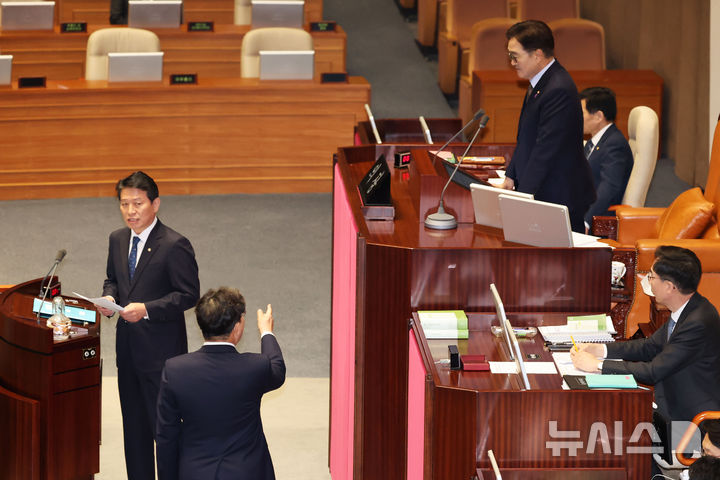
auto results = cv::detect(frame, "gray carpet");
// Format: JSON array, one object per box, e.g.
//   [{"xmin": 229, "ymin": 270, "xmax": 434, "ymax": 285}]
[{"xmin": 0, "ymin": 194, "xmax": 332, "ymax": 378}]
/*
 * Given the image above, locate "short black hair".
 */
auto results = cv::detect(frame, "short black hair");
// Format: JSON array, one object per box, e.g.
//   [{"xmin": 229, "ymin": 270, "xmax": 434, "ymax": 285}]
[
  {"xmin": 195, "ymin": 287, "xmax": 246, "ymax": 340},
  {"xmin": 116, "ymin": 171, "xmax": 159, "ymax": 202},
  {"xmin": 580, "ymin": 86, "xmax": 617, "ymax": 122},
  {"xmin": 702, "ymin": 419, "xmax": 720, "ymax": 451},
  {"xmin": 653, "ymin": 245, "xmax": 702, "ymax": 295},
  {"xmin": 506, "ymin": 20, "xmax": 554, "ymax": 57},
  {"xmin": 688, "ymin": 455, "xmax": 720, "ymax": 479}
]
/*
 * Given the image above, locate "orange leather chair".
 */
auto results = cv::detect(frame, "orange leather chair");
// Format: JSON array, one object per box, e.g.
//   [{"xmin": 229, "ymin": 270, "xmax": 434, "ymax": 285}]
[
  {"xmin": 457, "ymin": 17, "xmax": 516, "ymax": 124},
  {"xmin": 547, "ymin": 18, "xmax": 605, "ymax": 70},
  {"xmin": 437, "ymin": 0, "xmax": 509, "ymax": 94},
  {"xmin": 516, "ymin": 0, "xmax": 578, "ymax": 22},
  {"xmin": 609, "ymin": 120, "xmax": 720, "ymax": 337}
]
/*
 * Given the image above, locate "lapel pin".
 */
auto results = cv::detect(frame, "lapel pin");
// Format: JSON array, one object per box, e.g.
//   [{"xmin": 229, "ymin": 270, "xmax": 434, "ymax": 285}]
[{"xmin": 147, "ymin": 248, "xmax": 152, "ymax": 252}]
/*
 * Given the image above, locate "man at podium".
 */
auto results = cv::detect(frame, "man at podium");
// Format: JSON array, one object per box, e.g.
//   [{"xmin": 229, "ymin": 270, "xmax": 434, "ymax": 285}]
[{"xmin": 98, "ymin": 171, "xmax": 200, "ymax": 480}]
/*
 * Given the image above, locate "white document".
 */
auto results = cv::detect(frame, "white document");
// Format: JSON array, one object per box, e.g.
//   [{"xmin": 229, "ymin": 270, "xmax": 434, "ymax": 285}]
[
  {"xmin": 489, "ymin": 361, "xmax": 557, "ymax": 375},
  {"xmin": 571, "ymin": 231, "xmax": 612, "ymax": 248},
  {"xmin": 72, "ymin": 291, "xmax": 123, "ymax": 313},
  {"xmin": 552, "ymin": 352, "xmax": 588, "ymax": 377}
]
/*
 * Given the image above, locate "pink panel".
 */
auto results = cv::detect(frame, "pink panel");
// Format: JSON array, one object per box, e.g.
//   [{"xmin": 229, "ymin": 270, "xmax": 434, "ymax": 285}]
[
  {"xmin": 330, "ymin": 163, "xmax": 358, "ymax": 480},
  {"xmin": 407, "ymin": 331, "xmax": 427, "ymax": 480}
]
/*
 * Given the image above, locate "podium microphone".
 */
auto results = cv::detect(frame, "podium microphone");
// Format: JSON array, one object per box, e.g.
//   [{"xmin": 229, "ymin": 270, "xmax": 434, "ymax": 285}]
[
  {"xmin": 424, "ymin": 114, "xmax": 490, "ymax": 230},
  {"xmin": 431, "ymin": 108, "xmax": 485, "ymax": 165},
  {"xmin": 36, "ymin": 249, "xmax": 67, "ymax": 322}
]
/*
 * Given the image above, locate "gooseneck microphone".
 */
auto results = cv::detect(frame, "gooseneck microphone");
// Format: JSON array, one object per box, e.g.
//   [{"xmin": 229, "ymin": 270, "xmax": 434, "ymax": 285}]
[
  {"xmin": 430, "ymin": 108, "xmax": 485, "ymax": 165},
  {"xmin": 424, "ymin": 114, "xmax": 490, "ymax": 230},
  {"xmin": 36, "ymin": 249, "xmax": 67, "ymax": 322}
]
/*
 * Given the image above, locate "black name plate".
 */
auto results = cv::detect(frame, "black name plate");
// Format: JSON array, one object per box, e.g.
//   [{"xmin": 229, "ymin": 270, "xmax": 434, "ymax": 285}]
[
  {"xmin": 18, "ymin": 77, "xmax": 46, "ymax": 88},
  {"xmin": 188, "ymin": 21, "xmax": 214, "ymax": 32},
  {"xmin": 60, "ymin": 22, "xmax": 87, "ymax": 33},
  {"xmin": 358, "ymin": 154, "xmax": 392, "ymax": 206},
  {"xmin": 310, "ymin": 21, "xmax": 336, "ymax": 32},
  {"xmin": 321, "ymin": 72, "xmax": 348, "ymax": 83},
  {"xmin": 170, "ymin": 73, "xmax": 198, "ymax": 85}
]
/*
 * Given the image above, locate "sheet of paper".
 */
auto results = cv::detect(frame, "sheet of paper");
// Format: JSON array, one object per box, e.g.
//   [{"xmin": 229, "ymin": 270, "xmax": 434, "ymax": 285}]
[
  {"xmin": 489, "ymin": 361, "xmax": 518, "ymax": 374},
  {"xmin": 551, "ymin": 352, "xmax": 588, "ymax": 376},
  {"xmin": 72, "ymin": 291, "xmax": 123, "ymax": 313},
  {"xmin": 525, "ymin": 362, "xmax": 557, "ymax": 374},
  {"xmin": 571, "ymin": 232, "xmax": 612, "ymax": 249}
]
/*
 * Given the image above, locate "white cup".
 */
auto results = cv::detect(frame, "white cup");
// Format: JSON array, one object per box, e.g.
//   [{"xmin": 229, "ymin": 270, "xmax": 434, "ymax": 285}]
[{"xmin": 611, "ymin": 261, "xmax": 627, "ymax": 286}]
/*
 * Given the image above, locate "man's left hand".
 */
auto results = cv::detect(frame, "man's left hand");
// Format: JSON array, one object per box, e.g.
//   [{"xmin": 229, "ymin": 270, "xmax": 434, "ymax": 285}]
[
  {"xmin": 120, "ymin": 303, "xmax": 147, "ymax": 323},
  {"xmin": 570, "ymin": 349, "xmax": 601, "ymax": 372}
]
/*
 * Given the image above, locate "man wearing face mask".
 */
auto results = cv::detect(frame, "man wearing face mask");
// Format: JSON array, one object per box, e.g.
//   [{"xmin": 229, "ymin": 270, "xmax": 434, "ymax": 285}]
[{"xmin": 571, "ymin": 245, "xmax": 720, "ymax": 425}]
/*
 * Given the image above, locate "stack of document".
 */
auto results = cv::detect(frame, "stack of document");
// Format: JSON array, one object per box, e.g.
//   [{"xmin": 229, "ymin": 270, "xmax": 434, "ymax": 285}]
[
  {"xmin": 539, "ymin": 313, "xmax": 616, "ymax": 344},
  {"xmin": 417, "ymin": 310, "xmax": 468, "ymax": 339}
]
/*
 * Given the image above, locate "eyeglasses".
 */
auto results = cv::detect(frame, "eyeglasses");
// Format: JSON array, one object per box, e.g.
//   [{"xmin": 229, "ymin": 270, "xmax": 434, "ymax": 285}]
[
  {"xmin": 646, "ymin": 272, "xmax": 657, "ymax": 281},
  {"xmin": 508, "ymin": 52, "xmax": 521, "ymax": 63}
]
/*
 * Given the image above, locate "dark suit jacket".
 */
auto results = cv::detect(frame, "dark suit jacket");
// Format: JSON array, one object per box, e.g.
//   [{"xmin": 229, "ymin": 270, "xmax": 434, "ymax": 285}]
[
  {"xmin": 109, "ymin": 0, "xmax": 128, "ymax": 24},
  {"xmin": 103, "ymin": 219, "xmax": 200, "ymax": 373},
  {"xmin": 604, "ymin": 292, "xmax": 720, "ymax": 421},
  {"xmin": 156, "ymin": 335, "xmax": 286, "ymax": 480},
  {"xmin": 506, "ymin": 60, "xmax": 596, "ymax": 216},
  {"xmin": 583, "ymin": 123, "xmax": 634, "ymax": 224}
]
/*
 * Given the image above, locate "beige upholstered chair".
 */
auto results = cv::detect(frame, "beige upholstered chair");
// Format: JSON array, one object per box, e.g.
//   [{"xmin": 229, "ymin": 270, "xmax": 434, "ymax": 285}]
[
  {"xmin": 516, "ymin": 0, "xmax": 578, "ymax": 21},
  {"xmin": 457, "ymin": 17, "xmax": 516, "ymax": 124},
  {"xmin": 622, "ymin": 106, "xmax": 660, "ymax": 208},
  {"xmin": 437, "ymin": 0, "xmax": 509, "ymax": 94},
  {"xmin": 85, "ymin": 28, "xmax": 161, "ymax": 81},
  {"xmin": 240, "ymin": 27, "xmax": 313, "ymax": 78},
  {"xmin": 234, "ymin": 0, "xmax": 251, "ymax": 25},
  {"xmin": 548, "ymin": 18, "xmax": 605, "ymax": 70}
]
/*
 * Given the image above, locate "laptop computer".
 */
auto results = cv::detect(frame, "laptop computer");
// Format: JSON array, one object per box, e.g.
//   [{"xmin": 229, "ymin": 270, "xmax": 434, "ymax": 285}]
[
  {"xmin": 128, "ymin": 0, "xmax": 182, "ymax": 28},
  {"xmin": 498, "ymin": 194, "xmax": 574, "ymax": 247},
  {"xmin": 251, "ymin": 0, "xmax": 304, "ymax": 28},
  {"xmin": 0, "ymin": 55, "xmax": 12, "ymax": 85},
  {"xmin": 259, "ymin": 50, "xmax": 314, "ymax": 80},
  {"xmin": 1, "ymin": 1, "xmax": 54, "ymax": 30},
  {"xmin": 107, "ymin": 52, "xmax": 164, "ymax": 82},
  {"xmin": 470, "ymin": 184, "xmax": 533, "ymax": 228}
]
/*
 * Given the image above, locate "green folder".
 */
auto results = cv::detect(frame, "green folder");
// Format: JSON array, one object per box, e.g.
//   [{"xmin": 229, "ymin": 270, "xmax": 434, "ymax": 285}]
[{"xmin": 585, "ymin": 374, "xmax": 638, "ymax": 389}]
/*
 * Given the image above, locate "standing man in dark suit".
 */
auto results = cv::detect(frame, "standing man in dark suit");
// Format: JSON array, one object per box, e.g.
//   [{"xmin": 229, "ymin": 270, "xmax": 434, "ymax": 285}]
[
  {"xmin": 571, "ymin": 245, "xmax": 720, "ymax": 423},
  {"xmin": 156, "ymin": 287, "xmax": 286, "ymax": 480},
  {"xmin": 501, "ymin": 20, "xmax": 596, "ymax": 233},
  {"xmin": 98, "ymin": 171, "xmax": 200, "ymax": 480},
  {"xmin": 579, "ymin": 86, "xmax": 634, "ymax": 231}
]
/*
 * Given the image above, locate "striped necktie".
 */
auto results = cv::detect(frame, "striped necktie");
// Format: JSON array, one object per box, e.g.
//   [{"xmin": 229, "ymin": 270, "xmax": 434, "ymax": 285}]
[{"xmin": 128, "ymin": 236, "xmax": 141, "ymax": 280}]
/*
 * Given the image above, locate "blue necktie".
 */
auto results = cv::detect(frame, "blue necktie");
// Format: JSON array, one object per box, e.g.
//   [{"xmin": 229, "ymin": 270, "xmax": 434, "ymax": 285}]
[
  {"xmin": 667, "ymin": 319, "xmax": 676, "ymax": 341},
  {"xmin": 128, "ymin": 236, "xmax": 141, "ymax": 280},
  {"xmin": 584, "ymin": 140, "xmax": 594, "ymax": 160}
]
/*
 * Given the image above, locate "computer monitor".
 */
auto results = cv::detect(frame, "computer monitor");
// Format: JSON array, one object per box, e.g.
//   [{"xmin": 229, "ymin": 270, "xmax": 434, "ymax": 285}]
[
  {"xmin": 259, "ymin": 50, "xmax": 314, "ymax": 80},
  {"xmin": 440, "ymin": 158, "xmax": 487, "ymax": 191},
  {"xmin": 0, "ymin": 55, "xmax": 12, "ymax": 85},
  {"xmin": 497, "ymin": 194, "xmax": 573, "ymax": 247},
  {"xmin": 490, "ymin": 283, "xmax": 531, "ymax": 390},
  {"xmin": 251, "ymin": 0, "xmax": 304, "ymax": 28},
  {"xmin": 128, "ymin": 0, "xmax": 182, "ymax": 28},
  {"xmin": 107, "ymin": 52, "xmax": 164, "ymax": 82},
  {"xmin": 0, "ymin": 1, "xmax": 55, "ymax": 31},
  {"xmin": 470, "ymin": 184, "xmax": 533, "ymax": 229}
]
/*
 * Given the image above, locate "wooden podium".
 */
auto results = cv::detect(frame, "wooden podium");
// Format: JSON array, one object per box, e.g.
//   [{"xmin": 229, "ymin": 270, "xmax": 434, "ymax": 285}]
[{"xmin": 0, "ymin": 278, "xmax": 101, "ymax": 480}]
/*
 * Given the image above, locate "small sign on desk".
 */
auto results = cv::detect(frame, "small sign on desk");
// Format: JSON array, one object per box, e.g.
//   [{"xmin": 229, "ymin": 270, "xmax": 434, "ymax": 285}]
[{"xmin": 357, "ymin": 154, "xmax": 394, "ymax": 220}]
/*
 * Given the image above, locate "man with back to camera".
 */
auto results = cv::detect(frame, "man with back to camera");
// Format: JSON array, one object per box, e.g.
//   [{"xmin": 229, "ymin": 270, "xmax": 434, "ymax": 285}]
[
  {"xmin": 500, "ymin": 20, "xmax": 596, "ymax": 233},
  {"xmin": 97, "ymin": 171, "xmax": 200, "ymax": 480},
  {"xmin": 579, "ymin": 86, "xmax": 634, "ymax": 232},
  {"xmin": 571, "ymin": 246, "xmax": 720, "ymax": 424},
  {"xmin": 156, "ymin": 287, "xmax": 286, "ymax": 480}
]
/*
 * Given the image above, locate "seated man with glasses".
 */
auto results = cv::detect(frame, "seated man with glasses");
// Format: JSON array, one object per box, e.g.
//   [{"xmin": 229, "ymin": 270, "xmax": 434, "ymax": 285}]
[{"xmin": 572, "ymin": 246, "xmax": 720, "ymax": 473}]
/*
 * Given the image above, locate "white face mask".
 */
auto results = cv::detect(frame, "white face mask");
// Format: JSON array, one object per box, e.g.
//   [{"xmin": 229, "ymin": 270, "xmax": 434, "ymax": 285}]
[{"xmin": 641, "ymin": 274, "xmax": 655, "ymax": 297}]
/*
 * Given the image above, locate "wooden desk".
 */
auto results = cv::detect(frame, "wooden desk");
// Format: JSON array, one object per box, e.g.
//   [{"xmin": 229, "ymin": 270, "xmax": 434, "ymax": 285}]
[
  {"xmin": 0, "ymin": 76, "xmax": 369, "ymax": 199},
  {"xmin": 470, "ymin": 70, "xmax": 663, "ymax": 144},
  {"xmin": 54, "ymin": 0, "xmax": 323, "ymax": 24},
  {"xmin": 0, "ymin": 24, "xmax": 346, "ymax": 80},
  {"xmin": 410, "ymin": 312, "xmax": 652, "ymax": 480},
  {"xmin": 0, "ymin": 278, "xmax": 101, "ymax": 480},
  {"xmin": 331, "ymin": 145, "xmax": 613, "ymax": 479}
]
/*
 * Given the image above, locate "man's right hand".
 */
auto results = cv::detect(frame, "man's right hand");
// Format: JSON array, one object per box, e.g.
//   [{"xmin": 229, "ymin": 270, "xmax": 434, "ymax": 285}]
[
  {"xmin": 577, "ymin": 343, "xmax": 605, "ymax": 357},
  {"xmin": 97, "ymin": 296, "xmax": 115, "ymax": 317},
  {"xmin": 500, "ymin": 177, "xmax": 515, "ymax": 190},
  {"xmin": 257, "ymin": 304, "xmax": 273, "ymax": 334}
]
